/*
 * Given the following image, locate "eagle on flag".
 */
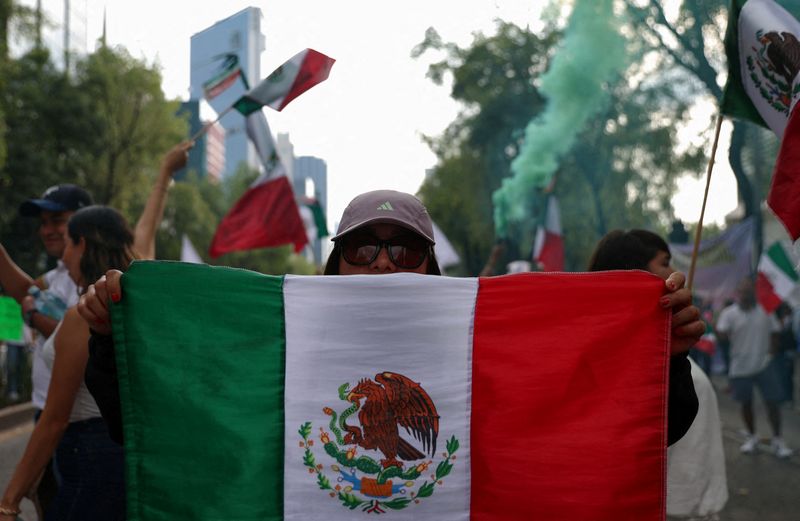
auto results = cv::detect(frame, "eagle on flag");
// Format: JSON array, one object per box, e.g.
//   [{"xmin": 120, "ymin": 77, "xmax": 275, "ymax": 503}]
[{"xmin": 342, "ymin": 372, "xmax": 440, "ymax": 469}]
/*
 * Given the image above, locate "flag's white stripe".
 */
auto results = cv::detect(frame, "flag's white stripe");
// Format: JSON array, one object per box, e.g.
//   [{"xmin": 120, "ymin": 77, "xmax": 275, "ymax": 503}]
[
  {"xmin": 247, "ymin": 49, "xmax": 307, "ymax": 108},
  {"xmin": 245, "ymin": 112, "xmax": 288, "ymax": 185},
  {"xmin": 283, "ymin": 274, "xmax": 477, "ymax": 520},
  {"xmin": 180, "ymin": 234, "xmax": 203, "ymax": 264},
  {"xmin": 738, "ymin": 0, "xmax": 800, "ymax": 138},
  {"xmin": 545, "ymin": 196, "xmax": 562, "ymax": 234},
  {"xmin": 759, "ymin": 251, "xmax": 796, "ymax": 299}
]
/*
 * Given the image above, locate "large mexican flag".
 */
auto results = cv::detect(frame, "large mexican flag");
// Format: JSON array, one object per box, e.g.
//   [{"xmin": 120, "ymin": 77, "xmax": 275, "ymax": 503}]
[{"xmin": 113, "ymin": 262, "xmax": 670, "ymax": 520}]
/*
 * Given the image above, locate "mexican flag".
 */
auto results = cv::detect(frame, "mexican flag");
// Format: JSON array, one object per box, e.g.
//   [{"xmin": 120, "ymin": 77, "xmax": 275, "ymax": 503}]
[
  {"xmin": 204, "ymin": 48, "xmax": 335, "ymax": 257},
  {"xmin": 209, "ymin": 111, "xmax": 308, "ymax": 256},
  {"xmin": 233, "ymin": 48, "xmax": 336, "ymax": 115},
  {"xmin": 757, "ymin": 241, "xmax": 799, "ymax": 312},
  {"xmin": 299, "ymin": 196, "xmax": 329, "ymax": 241},
  {"xmin": 721, "ymin": 0, "xmax": 800, "ymax": 134},
  {"xmin": 532, "ymin": 195, "xmax": 564, "ymax": 271},
  {"xmin": 113, "ymin": 262, "xmax": 670, "ymax": 520},
  {"xmin": 721, "ymin": 0, "xmax": 800, "ymax": 238}
]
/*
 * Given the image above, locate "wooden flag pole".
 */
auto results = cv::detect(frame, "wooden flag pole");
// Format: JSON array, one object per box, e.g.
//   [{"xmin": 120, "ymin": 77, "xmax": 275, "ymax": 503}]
[
  {"xmin": 687, "ymin": 113, "xmax": 724, "ymax": 290},
  {"xmin": 189, "ymin": 105, "xmax": 234, "ymax": 142}
]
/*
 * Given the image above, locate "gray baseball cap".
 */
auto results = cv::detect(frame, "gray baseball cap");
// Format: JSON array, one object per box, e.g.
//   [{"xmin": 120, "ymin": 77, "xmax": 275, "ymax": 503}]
[{"xmin": 332, "ymin": 190, "xmax": 435, "ymax": 244}]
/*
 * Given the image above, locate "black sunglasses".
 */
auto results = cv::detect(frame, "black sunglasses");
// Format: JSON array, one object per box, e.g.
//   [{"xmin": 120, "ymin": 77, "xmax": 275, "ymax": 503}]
[{"xmin": 339, "ymin": 233, "xmax": 430, "ymax": 269}]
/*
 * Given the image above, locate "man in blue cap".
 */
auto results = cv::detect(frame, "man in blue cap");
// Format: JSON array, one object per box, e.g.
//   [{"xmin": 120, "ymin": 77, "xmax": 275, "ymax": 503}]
[{"xmin": 0, "ymin": 183, "xmax": 93, "ymax": 514}]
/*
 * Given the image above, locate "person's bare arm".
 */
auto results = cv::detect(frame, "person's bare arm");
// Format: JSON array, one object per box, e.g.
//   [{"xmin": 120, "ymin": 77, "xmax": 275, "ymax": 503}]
[
  {"xmin": 479, "ymin": 242, "xmax": 505, "ymax": 277},
  {"xmin": 0, "ymin": 244, "xmax": 35, "ymax": 302},
  {"xmin": 133, "ymin": 141, "xmax": 193, "ymax": 260}
]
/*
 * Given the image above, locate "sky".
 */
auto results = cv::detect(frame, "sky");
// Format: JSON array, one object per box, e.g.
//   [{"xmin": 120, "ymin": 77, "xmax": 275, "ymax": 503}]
[{"xmin": 83, "ymin": 0, "xmax": 738, "ymax": 232}]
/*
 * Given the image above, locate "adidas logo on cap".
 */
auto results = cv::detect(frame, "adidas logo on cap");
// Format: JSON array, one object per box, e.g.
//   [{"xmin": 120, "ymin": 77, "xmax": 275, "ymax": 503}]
[{"xmin": 376, "ymin": 202, "xmax": 394, "ymax": 211}]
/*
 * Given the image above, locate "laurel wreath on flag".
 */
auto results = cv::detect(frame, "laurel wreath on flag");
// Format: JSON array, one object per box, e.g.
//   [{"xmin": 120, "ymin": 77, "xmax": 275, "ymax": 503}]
[
  {"xmin": 299, "ymin": 422, "xmax": 459, "ymax": 514},
  {"xmin": 747, "ymin": 53, "xmax": 793, "ymax": 113}
]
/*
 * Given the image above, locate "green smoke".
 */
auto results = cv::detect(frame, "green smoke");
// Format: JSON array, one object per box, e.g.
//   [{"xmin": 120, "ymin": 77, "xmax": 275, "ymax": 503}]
[{"xmin": 493, "ymin": 0, "xmax": 629, "ymax": 237}]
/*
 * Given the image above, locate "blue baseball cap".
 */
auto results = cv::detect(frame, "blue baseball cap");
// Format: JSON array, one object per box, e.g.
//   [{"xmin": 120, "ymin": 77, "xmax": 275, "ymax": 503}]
[{"xmin": 19, "ymin": 184, "xmax": 93, "ymax": 217}]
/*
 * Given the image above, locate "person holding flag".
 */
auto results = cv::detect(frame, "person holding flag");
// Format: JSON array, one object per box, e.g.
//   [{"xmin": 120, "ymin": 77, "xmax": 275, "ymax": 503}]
[
  {"xmin": 588, "ymin": 229, "xmax": 728, "ymax": 519},
  {"xmin": 78, "ymin": 190, "xmax": 702, "ymax": 455}
]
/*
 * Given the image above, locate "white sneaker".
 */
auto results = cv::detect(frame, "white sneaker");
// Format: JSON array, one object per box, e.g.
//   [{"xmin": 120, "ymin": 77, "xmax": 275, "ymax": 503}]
[
  {"xmin": 771, "ymin": 438, "xmax": 793, "ymax": 459},
  {"xmin": 740, "ymin": 435, "xmax": 759, "ymax": 453}
]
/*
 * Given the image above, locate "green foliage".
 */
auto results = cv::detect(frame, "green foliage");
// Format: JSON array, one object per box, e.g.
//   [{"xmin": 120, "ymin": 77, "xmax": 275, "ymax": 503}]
[
  {"xmin": 416, "ymin": 22, "xmax": 556, "ymax": 275},
  {"xmin": 0, "ymin": 41, "xmax": 313, "ymax": 279},
  {"xmin": 74, "ymin": 46, "xmax": 186, "ymax": 213},
  {"xmin": 298, "ymin": 422, "xmax": 312, "ymax": 440},
  {"xmin": 415, "ymin": 20, "xmax": 703, "ymax": 273}
]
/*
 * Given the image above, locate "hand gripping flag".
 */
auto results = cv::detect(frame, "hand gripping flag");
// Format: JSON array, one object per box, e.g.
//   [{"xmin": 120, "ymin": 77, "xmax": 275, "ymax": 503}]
[{"xmin": 112, "ymin": 262, "xmax": 671, "ymax": 520}]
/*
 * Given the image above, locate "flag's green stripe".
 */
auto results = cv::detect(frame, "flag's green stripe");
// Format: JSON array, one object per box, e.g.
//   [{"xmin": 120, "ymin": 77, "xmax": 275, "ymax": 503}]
[
  {"xmin": 113, "ymin": 261, "xmax": 285, "ymax": 521},
  {"xmin": 308, "ymin": 202, "xmax": 329, "ymax": 237},
  {"xmin": 721, "ymin": 0, "xmax": 767, "ymax": 126},
  {"xmin": 234, "ymin": 96, "xmax": 263, "ymax": 116},
  {"xmin": 767, "ymin": 242, "xmax": 799, "ymax": 281}
]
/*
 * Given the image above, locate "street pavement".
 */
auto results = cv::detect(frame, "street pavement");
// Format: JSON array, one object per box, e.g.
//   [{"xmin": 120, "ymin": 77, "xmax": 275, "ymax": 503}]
[
  {"xmin": 711, "ymin": 374, "xmax": 800, "ymax": 521},
  {"xmin": 0, "ymin": 377, "xmax": 797, "ymax": 520},
  {"xmin": 0, "ymin": 422, "xmax": 37, "ymax": 520}
]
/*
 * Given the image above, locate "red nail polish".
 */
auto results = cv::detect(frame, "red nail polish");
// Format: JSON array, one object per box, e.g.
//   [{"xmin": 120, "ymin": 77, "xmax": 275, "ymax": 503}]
[
  {"xmin": 111, "ymin": 293, "xmax": 120, "ymax": 303},
  {"xmin": 660, "ymin": 297, "xmax": 670, "ymax": 308}
]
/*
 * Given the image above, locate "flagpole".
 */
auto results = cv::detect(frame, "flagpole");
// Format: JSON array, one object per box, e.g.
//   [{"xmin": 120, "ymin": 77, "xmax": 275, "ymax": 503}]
[
  {"xmin": 687, "ymin": 113, "xmax": 724, "ymax": 291},
  {"xmin": 189, "ymin": 105, "xmax": 234, "ymax": 142}
]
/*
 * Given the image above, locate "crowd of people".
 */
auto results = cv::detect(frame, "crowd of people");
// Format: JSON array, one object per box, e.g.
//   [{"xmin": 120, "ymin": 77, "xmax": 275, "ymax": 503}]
[{"xmin": 0, "ymin": 144, "xmax": 796, "ymax": 519}]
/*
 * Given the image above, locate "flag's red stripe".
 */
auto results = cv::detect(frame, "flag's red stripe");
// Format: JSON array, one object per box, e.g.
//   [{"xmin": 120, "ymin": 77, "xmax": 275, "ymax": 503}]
[
  {"xmin": 767, "ymin": 107, "xmax": 800, "ymax": 240},
  {"xmin": 471, "ymin": 272, "xmax": 669, "ymax": 520},
  {"xmin": 537, "ymin": 231, "xmax": 564, "ymax": 271},
  {"xmin": 756, "ymin": 271, "xmax": 782, "ymax": 313},
  {"xmin": 209, "ymin": 176, "xmax": 307, "ymax": 257},
  {"xmin": 276, "ymin": 49, "xmax": 335, "ymax": 111},
  {"xmin": 205, "ymin": 70, "xmax": 241, "ymax": 100}
]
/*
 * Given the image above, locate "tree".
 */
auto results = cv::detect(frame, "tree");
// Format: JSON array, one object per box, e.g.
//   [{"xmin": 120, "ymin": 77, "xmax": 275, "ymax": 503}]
[
  {"xmin": 623, "ymin": 0, "xmax": 790, "ymax": 256},
  {"xmin": 413, "ymin": 22, "xmax": 556, "ymax": 274},
  {"xmin": 74, "ymin": 46, "xmax": 187, "ymax": 214},
  {"xmin": 415, "ymin": 21, "xmax": 704, "ymax": 272},
  {"xmin": 0, "ymin": 44, "xmax": 187, "ymax": 277},
  {"xmin": 0, "ymin": 47, "xmax": 94, "ymax": 274}
]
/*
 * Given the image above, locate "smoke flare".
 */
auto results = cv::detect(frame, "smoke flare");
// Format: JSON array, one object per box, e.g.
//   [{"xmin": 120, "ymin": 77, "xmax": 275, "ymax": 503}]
[{"xmin": 493, "ymin": 0, "xmax": 629, "ymax": 237}]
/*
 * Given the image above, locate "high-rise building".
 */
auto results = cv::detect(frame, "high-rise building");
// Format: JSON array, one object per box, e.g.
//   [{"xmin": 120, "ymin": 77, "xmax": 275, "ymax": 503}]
[
  {"xmin": 12, "ymin": 0, "xmax": 89, "ymax": 73},
  {"xmin": 189, "ymin": 7, "xmax": 265, "ymax": 178},
  {"xmin": 276, "ymin": 133, "xmax": 295, "ymax": 182},
  {"xmin": 293, "ymin": 156, "xmax": 328, "ymax": 265}
]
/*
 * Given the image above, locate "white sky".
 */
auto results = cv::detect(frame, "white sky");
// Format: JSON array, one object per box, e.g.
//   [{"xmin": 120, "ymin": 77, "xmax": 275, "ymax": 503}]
[{"xmin": 88, "ymin": 0, "xmax": 738, "ymax": 231}]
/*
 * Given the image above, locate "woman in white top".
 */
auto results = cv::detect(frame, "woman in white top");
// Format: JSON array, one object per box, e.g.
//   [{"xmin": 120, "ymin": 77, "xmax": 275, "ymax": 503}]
[{"xmin": 0, "ymin": 206, "xmax": 137, "ymax": 520}]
